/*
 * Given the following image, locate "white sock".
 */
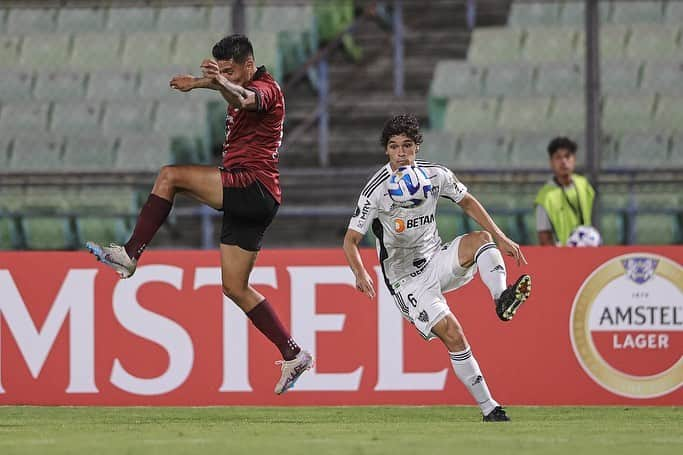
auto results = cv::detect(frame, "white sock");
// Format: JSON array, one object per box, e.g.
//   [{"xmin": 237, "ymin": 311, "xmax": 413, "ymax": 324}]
[
  {"xmin": 474, "ymin": 242, "xmax": 507, "ymax": 300},
  {"xmin": 449, "ymin": 347, "xmax": 499, "ymax": 416}
]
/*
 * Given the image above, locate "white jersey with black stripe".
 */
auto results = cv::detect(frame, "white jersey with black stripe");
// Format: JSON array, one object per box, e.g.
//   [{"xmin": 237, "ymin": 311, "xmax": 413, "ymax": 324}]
[{"xmin": 348, "ymin": 160, "xmax": 468, "ymax": 288}]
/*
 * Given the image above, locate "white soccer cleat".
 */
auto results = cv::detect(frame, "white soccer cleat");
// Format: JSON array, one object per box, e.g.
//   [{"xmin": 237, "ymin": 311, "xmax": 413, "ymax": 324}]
[
  {"xmin": 274, "ymin": 350, "xmax": 314, "ymax": 395},
  {"xmin": 85, "ymin": 241, "xmax": 137, "ymax": 279}
]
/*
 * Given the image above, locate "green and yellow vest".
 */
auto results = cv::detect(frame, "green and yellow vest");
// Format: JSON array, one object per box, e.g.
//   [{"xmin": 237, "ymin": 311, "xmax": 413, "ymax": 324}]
[{"xmin": 534, "ymin": 174, "xmax": 595, "ymax": 245}]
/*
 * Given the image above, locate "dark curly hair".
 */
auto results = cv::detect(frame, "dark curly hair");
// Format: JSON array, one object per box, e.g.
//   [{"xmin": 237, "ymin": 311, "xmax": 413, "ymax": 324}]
[
  {"xmin": 380, "ymin": 114, "xmax": 423, "ymax": 148},
  {"xmin": 212, "ymin": 34, "xmax": 254, "ymax": 63},
  {"xmin": 547, "ymin": 136, "xmax": 577, "ymax": 157}
]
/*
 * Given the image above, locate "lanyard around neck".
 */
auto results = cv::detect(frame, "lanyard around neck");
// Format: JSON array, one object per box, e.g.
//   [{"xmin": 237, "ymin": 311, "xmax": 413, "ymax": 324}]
[{"xmin": 555, "ymin": 177, "xmax": 584, "ymax": 225}]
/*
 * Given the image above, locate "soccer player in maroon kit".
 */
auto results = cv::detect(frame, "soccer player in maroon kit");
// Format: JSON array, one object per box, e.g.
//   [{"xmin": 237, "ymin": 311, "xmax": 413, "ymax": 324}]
[{"xmin": 86, "ymin": 34, "xmax": 313, "ymax": 394}]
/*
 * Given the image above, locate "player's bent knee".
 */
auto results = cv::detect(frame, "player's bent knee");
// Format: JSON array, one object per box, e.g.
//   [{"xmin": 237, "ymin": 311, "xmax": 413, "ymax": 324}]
[{"xmin": 472, "ymin": 230, "xmax": 493, "ymax": 245}]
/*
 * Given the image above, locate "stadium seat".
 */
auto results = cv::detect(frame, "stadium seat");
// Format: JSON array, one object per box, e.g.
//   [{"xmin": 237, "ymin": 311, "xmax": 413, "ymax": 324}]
[
  {"xmin": 116, "ymin": 135, "xmax": 173, "ymax": 171},
  {"xmin": 641, "ymin": 61, "xmax": 683, "ymax": 94},
  {"xmin": 249, "ymin": 32, "xmax": 280, "ymax": 78},
  {"xmin": 558, "ymin": 1, "xmax": 612, "ymax": 26},
  {"xmin": 9, "ymin": 135, "xmax": 63, "ymax": 171},
  {"xmin": 57, "ymin": 7, "xmax": 105, "ymax": 32},
  {"xmin": 71, "ymin": 33, "xmax": 123, "ymax": 69},
  {"xmin": 19, "ymin": 34, "xmax": 70, "ymax": 68},
  {"xmin": 599, "ymin": 25, "xmax": 629, "ymax": 60},
  {"xmin": 499, "ymin": 97, "xmax": 551, "ymax": 132},
  {"xmin": 122, "ymin": 32, "xmax": 174, "ymax": 69},
  {"xmin": 0, "ymin": 136, "xmax": 10, "ymax": 169},
  {"xmin": 63, "ymin": 136, "xmax": 117, "ymax": 171},
  {"xmin": 635, "ymin": 214, "xmax": 678, "ymax": 244},
  {"xmin": 76, "ymin": 216, "xmax": 128, "ymax": 246},
  {"xmin": 139, "ymin": 66, "xmax": 187, "ymax": 99},
  {"xmin": 435, "ymin": 202, "xmax": 468, "ymax": 239},
  {"xmin": 664, "ymin": 0, "xmax": 683, "ymax": 24},
  {"xmin": 0, "ymin": 70, "xmax": 33, "ymax": 101},
  {"xmin": 456, "ymin": 133, "xmax": 511, "ymax": 170},
  {"xmin": 523, "ymin": 27, "xmax": 580, "ymax": 62},
  {"xmin": 429, "ymin": 61, "xmax": 483, "ymax": 127},
  {"xmin": 601, "ymin": 61, "xmax": 641, "ymax": 95},
  {"xmin": 51, "ymin": 101, "xmax": 102, "ymax": 135},
  {"xmin": 86, "ymin": 70, "xmax": 139, "ymax": 100},
  {"xmin": 0, "ymin": 102, "xmax": 50, "ymax": 132},
  {"xmin": 469, "ymin": 183, "xmax": 517, "ymax": 209},
  {"xmin": 546, "ymin": 96, "xmax": 585, "ymax": 132},
  {"xmin": 419, "ymin": 130, "xmax": 458, "ymax": 165},
  {"xmin": 0, "ymin": 36, "xmax": 21, "ymax": 67},
  {"xmin": 208, "ymin": 5, "xmax": 233, "ymax": 32},
  {"xmin": 671, "ymin": 133, "xmax": 683, "ymax": 166},
  {"xmin": 483, "ymin": 63, "xmax": 534, "ymax": 97},
  {"xmin": 0, "ymin": 217, "xmax": 15, "ymax": 250},
  {"xmin": 157, "ymin": 6, "xmax": 209, "ymax": 31},
  {"xmin": 102, "ymin": 101, "xmax": 154, "ymax": 135},
  {"xmin": 6, "ymin": 8, "xmax": 57, "ymax": 34},
  {"xmin": 600, "ymin": 133, "xmax": 620, "ymax": 168},
  {"xmin": 510, "ymin": 133, "xmax": 555, "ymax": 169},
  {"xmin": 73, "ymin": 187, "xmax": 139, "ymax": 215},
  {"xmin": 278, "ymin": 29, "xmax": 315, "ymax": 77},
  {"xmin": 444, "ymin": 98, "xmax": 499, "ymax": 134},
  {"xmin": 653, "ymin": 96, "xmax": 683, "ymax": 131},
  {"xmin": 508, "ymin": 2, "xmax": 561, "ymax": 27},
  {"xmin": 246, "ymin": 5, "xmax": 314, "ymax": 34},
  {"xmin": 0, "ymin": 186, "xmax": 24, "ymax": 212},
  {"xmin": 21, "ymin": 217, "xmax": 75, "ymax": 250},
  {"xmin": 616, "ymin": 133, "xmax": 669, "ymax": 168},
  {"xmin": 535, "ymin": 62, "xmax": 583, "ymax": 96},
  {"xmin": 173, "ymin": 31, "xmax": 225, "ymax": 66},
  {"xmin": 602, "ymin": 94, "xmax": 656, "ymax": 133},
  {"xmin": 106, "ymin": 7, "xmax": 157, "ymax": 32},
  {"xmin": 626, "ymin": 25, "xmax": 680, "ymax": 59},
  {"xmin": 468, "ymin": 28, "xmax": 523, "ymax": 64},
  {"xmin": 34, "ymin": 71, "xmax": 87, "ymax": 101},
  {"xmin": 611, "ymin": 1, "xmax": 664, "ymax": 24},
  {"xmin": 601, "ymin": 212, "xmax": 626, "ymax": 245},
  {"xmin": 154, "ymin": 100, "xmax": 207, "ymax": 136}
]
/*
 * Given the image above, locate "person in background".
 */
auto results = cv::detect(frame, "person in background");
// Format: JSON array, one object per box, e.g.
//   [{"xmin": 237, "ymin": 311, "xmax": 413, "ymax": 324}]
[{"xmin": 535, "ymin": 137, "xmax": 596, "ymax": 246}]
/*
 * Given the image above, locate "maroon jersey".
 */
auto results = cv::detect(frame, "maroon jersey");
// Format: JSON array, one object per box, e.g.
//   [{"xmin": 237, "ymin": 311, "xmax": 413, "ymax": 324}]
[{"xmin": 221, "ymin": 66, "xmax": 284, "ymax": 203}]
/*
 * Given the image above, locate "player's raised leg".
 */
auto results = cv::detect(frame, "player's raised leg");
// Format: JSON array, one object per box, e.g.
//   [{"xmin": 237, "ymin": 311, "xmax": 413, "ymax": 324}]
[
  {"xmin": 220, "ymin": 244, "xmax": 313, "ymax": 394},
  {"xmin": 457, "ymin": 231, "xmax": 531, "ymax": 321},
  {"xmin": 86, "ymin": 165, "xmax": 223, "ymax": 278},
  {"xmin": 431, "ymin": 313, "xmax": 509, "ymax": 421}
]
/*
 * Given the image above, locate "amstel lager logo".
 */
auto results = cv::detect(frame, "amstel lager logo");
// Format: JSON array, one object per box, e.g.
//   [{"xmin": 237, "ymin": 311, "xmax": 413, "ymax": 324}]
[{"xmin": 570, "ymin": 253, "xmax": 682, "ymax": 398}]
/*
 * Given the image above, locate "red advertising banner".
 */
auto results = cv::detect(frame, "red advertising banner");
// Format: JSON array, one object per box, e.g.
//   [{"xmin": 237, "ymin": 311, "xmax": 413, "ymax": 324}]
[{"xmin": 0, "ymin": 247, "xmax": 680, "ymax": 406}]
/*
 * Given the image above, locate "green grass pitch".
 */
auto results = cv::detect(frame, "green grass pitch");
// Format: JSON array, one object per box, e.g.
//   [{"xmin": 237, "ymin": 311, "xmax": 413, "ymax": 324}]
[{"xmin": 0, "ymin": 406, "xmax": 680, "ymax": 455}]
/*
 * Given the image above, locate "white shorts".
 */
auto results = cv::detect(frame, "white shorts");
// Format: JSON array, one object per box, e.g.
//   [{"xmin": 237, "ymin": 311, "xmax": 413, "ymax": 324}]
[{"xmin": 391, "ymin": 235, "xmax": 477, "ymax": 340}]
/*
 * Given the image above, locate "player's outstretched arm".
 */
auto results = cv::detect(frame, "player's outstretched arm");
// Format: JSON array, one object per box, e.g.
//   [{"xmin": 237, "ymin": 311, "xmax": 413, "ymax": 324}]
[
  {"xmin": 457, "ymin": 193, "xmax": 528, "ymax": 266},
  {"xmin": 201, "ymin": 59, "xmax": 258, "ymax": 110},
  {"xmin": 169, "ymin": 74, "xmax": 219, "ymax": 92},
  {"xmin": 343, "ymin": 229, "xmax": 376, "ymax": 299}
]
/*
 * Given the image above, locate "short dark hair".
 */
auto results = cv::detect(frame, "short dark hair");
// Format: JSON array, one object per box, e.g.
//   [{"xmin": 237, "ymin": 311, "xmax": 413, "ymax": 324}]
[
  {"xmin": 547, "ymin": 136, "xmax": 577, "ymax": 157},
  {"xmin": 380, "ymin": 114, "xmax": 423, "ymax": 148},
  {"xmin": 212, "ymin": 34, "xmax": 254, "ymax": 63}
]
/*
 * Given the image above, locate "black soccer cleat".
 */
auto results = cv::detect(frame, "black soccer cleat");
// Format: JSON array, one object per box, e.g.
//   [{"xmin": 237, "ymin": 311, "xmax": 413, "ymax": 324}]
[
  {"xmin": 495, "ymin": 274, "xmax": 531, "ymax": 322},
  {"xmin": 483, "ymin": 406, "xmax": 510, "ymax": 422}
]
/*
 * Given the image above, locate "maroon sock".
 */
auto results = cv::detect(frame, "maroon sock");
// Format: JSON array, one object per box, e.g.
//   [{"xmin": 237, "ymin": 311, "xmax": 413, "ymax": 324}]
[
  {"xmin": 247, "ymin": 299, "xmax": 301, "ymax": 361},
  {"xmin": 125, "ymin": 193, "xmax": 172, "ymax": 260}
]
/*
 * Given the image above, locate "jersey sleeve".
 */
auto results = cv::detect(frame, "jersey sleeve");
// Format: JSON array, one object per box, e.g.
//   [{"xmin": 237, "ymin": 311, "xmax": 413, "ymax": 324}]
[
  {"xmin": 246, "ymin": 79, "xmax": 280, "ymax": 113},
  {"xmin": 439, "ymin": 168, "xmax": 468, "ymax": 203},
  {"xmin": 347, "ymin": 192, "xmax": 379, "ymax": 235}
]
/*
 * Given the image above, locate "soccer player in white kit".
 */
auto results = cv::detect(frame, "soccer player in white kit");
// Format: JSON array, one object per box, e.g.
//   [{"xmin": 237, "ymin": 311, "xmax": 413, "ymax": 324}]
[{"xmin": 343, "ymin": 114, "xmax": 532, "ymax": 422}]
